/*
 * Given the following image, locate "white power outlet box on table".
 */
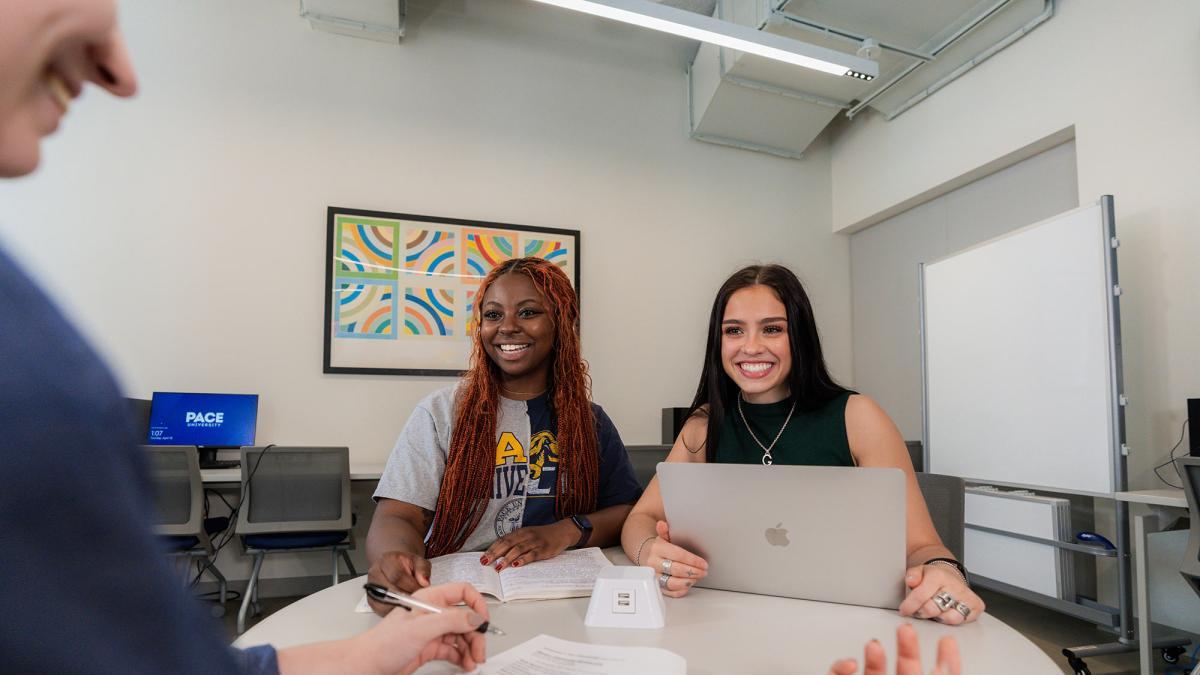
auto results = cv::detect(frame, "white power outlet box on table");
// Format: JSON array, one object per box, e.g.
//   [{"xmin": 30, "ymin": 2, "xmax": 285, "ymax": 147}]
[{"xmin": 584, "ymin": 566, "xmax": 665, "ymax": 629}]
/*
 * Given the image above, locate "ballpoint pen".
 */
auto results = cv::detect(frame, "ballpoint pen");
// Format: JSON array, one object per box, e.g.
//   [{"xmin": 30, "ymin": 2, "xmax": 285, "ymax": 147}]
[{"xmin": 363, "ymin": 583, "xmax": 506, "ymax": 636}]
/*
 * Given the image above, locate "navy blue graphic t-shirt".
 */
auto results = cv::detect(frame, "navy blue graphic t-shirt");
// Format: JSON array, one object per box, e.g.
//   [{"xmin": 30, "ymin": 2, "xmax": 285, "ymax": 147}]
[{"xmin": 519, "ymin": 394, "xmax": 641, "ymax": 528}]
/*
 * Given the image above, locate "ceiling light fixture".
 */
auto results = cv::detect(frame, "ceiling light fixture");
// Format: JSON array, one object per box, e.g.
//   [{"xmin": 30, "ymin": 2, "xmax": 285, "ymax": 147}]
[{"xmin": 528, "ymin": 0, "xmax": 878, "ymax": 80}]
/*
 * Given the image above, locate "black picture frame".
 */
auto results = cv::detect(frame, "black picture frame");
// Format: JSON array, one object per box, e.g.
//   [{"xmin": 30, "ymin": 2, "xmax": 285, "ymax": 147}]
[{"xmin": 323, "ymin": 206, "xmax": 581, "ymax": 376}]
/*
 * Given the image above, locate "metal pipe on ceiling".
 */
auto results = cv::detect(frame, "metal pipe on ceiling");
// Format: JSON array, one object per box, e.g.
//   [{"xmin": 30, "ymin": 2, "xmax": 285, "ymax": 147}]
[
  {"xmin": 881, "ymin": 0, "xmax": 1055, "ymax": 120},
  {"xmin": 845, "ymin": 0, "xmax": 1052, "ymax": 119},
  {"xmin": 767, "ymin": 11, "xmax": 935, "ymax": 63}
]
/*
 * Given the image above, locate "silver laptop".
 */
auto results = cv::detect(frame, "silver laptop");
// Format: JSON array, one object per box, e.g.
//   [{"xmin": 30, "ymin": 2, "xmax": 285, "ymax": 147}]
[{"xmin": 657, "ymin": 462, "xmax": 907, "ymax": 609}]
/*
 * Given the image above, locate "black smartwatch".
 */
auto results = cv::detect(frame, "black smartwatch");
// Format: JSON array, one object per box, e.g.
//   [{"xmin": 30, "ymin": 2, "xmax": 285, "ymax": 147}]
[{"xmin": 568, "ymin": 514, "xmax": 593, "ymax": 548}]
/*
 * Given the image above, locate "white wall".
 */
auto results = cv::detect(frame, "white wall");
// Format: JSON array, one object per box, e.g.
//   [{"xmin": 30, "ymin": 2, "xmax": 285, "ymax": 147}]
[
  {"xmin": 0, "ymin": 0, "xmax": 850, "ymax": 466},
  {"xmin": 830, "ymin": 0, "xmax": 1200, "ymax": 491},
  {"xmin": 850, "ymin": 140, "xmax": 1078, "ymax": 440}
]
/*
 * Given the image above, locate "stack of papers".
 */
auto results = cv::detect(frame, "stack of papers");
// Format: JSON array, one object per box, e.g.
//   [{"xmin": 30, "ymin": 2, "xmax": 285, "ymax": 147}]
[{"xmin": 965, "ymin": 486, "xmax": 1075, "ymax": 600}]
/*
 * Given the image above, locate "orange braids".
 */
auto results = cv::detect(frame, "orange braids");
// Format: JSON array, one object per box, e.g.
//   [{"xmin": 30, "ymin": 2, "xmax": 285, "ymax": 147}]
[{"xmin": 425, "ymin": 257, "xmax": 599, "ymax": 557}]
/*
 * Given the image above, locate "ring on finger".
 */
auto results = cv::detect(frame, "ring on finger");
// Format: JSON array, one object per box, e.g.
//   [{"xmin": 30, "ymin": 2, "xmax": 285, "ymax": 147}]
[
  {"xmin": 658, "ymin": 572, "xmax": 671, "ymax": 590},
  {"xmin": 661, "ymin": 558, "xmax": 673, "ymax": 574},
  {"xmin": 933, "ymin": 591, "xmax": 956, "ymax": 611},
  {"xmin": 953, "ymin": 601, "xmax": 971, "ymax": 619}
]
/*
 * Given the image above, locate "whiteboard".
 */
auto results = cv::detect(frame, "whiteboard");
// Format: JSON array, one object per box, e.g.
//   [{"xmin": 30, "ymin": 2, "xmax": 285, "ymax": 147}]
[
  {"xmin": 963, "ymin": 489, "xmax": 1073, "ymax": 600},
  {"xmin": 922, "ymin": 200, "xmax": 1120, "ymax": 495}
]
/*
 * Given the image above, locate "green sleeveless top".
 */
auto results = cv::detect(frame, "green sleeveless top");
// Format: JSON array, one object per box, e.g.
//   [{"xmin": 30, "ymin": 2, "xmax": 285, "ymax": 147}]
[{"xmin": 714, "ymin": 391, "xmax": 856, "ymax": 466}]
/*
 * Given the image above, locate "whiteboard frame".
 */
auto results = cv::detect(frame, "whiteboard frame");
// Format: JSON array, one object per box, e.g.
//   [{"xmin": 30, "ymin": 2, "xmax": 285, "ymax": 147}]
[{"xmin": 918, "ymin": 196, "xmax": 1127, "ymax": 497}]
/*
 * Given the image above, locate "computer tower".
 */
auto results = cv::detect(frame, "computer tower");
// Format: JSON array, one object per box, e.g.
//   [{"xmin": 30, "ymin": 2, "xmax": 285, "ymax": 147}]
[{"xmin": 1189, "ymin": 398, "xmax": 1200, "ymax": 457}]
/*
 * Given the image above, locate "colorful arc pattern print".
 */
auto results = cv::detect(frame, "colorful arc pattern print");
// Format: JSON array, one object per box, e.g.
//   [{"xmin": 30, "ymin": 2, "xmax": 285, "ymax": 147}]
[
  {"xmin": 406, "ymin": 229, "xmax": 456, "ymax": 277},
  {"xmin": 405, "ymin": 287, "xmax": 455, "ymax": 337},
  {"xmin": 465, "ymin": 232, "xmax": 515, "ymax": 278},
  {"xmin": 524, "ymin": 239, "xmax": 569, "ymax": 268},
  {"xmin": 465, "ymin": 290, "xmax": 478, "ymax": 335},
  {"xmin": 338, "ymin": 219, "xmax": 397, "ymax": 278},
  {"xmin": 336, "ymin": 280, "xmax": 397, "ymax": 339},
  {"xmin": 329, "ymin": 211, "xmax": 576, "ymax": 357}
]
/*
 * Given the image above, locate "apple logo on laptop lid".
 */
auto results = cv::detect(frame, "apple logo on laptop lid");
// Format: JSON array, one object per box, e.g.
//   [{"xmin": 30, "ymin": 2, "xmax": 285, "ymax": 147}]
[{"xmin": 764, "ymin": 522, "xmax": 790, "ymax": 547}]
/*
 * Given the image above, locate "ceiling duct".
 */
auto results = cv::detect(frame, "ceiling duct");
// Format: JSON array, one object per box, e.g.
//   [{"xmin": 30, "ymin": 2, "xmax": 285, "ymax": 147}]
[
  {"xmin": 299, "ymin": 0, "xmax": 406, "ymax": 43},
  {"xmin": 531, "ymin": 0, "xmax": 877, "ymax": 78},
  {"xmin": 681, "ymin": 0, "xmax": 1054, "ymax": 158}
]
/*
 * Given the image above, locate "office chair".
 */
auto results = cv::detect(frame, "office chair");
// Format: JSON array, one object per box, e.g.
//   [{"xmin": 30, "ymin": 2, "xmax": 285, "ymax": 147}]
[
  {"xmin": 915, "ymin": 472, "xmax": 965, "ymax": 561},
  {"xmin": 236, "ymin": 446, "xmax": 357, "ymax": 634},
  {"xmin": 625, "ymin": 444, "xmax": 672, "ymax": 488},
  {"xmin": 1175, "ymin": 457, "xmax": 1200, "ymax": 675},
  {"xmin": 145, "ymin": 445, "xmax": 230, "ymax": 617},
  {"xmin": 905, "ymin": 440, "xmax": 924, "ymax": 472},
  {"xmin": 1177, "ymin": 457, "xmax": 1200, "ymax": 603}
]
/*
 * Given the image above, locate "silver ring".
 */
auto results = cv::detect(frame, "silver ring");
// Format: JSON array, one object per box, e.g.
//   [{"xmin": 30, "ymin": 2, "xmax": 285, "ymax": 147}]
[
  {"xmin": 933, "ymin": 591, "xmax": 956, "ymax": 612},
  {"xmin": 658, "ymin": 573, "xmax": 670, "ymax": 590},
  {"xmin": 953, "ymin": 601, "xmax": 971, "ymax": 619},
  {"xmin": 661, "ymin": 558, "xmax": 673, "ymax": 574}
]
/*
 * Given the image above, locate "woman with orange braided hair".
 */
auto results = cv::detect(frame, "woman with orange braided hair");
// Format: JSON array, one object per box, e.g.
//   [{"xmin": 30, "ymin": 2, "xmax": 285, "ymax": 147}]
[{"xmin": 365, "ymin": 257, "xmax": 641, "ymax": 610}]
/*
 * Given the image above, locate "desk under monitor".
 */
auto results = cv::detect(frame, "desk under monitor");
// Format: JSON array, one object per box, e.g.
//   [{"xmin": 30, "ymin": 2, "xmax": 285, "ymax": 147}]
[
  {"xmin": 1113, "ymin": 488, "xmax": 1191, "ymax": 675},
  {"xmin": 200, "ymin": 461, "xmax": 386, "ymax": 484}
]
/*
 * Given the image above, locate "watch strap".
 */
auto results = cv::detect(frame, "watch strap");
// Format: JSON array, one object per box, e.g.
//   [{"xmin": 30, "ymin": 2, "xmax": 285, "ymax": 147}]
[{"xmin": 569, "ymin": 514, "xmax": 592, "ymax": 548}]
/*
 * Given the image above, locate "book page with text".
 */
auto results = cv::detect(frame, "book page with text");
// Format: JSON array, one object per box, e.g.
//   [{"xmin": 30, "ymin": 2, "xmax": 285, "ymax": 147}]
[
  {"xmin": 498, "ymin": 547, "xmax": 612, "ymax": 601},
  {"xmin": 430, "ymin": 551, "xmax": 504, "ymax": 600}
]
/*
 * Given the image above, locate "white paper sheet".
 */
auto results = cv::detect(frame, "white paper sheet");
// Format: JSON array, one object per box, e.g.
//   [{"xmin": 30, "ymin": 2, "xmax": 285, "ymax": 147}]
[{"xmin": 477, "ymin": 634, "xmax": 686, "ymax": 675}]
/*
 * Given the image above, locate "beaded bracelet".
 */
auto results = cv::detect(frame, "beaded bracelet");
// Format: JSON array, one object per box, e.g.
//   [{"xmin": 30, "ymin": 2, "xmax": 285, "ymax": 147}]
[
  {"xmin": 924, "ymin": 557, "xmax": 970, "ymax": 586},
  {"xmin": 634, "ymin": 535, "xmax": 657, "ymax": 566}
]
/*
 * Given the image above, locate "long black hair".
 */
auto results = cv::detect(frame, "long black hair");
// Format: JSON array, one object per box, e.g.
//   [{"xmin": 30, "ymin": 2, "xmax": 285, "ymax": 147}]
[{"xmin": 686, "ymin": 264, "xmax": 847, "ymax": 462}]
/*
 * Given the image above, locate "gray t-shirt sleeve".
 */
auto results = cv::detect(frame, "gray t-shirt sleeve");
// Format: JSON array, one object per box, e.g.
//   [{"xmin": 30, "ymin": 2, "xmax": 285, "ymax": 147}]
[{"xmin": 373, "ymin": 388, "xmax": 455, "ymax": 511}]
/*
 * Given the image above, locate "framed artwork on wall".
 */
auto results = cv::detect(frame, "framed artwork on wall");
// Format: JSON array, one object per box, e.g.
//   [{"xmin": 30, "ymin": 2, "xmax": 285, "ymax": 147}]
[{"xmin": 323, "ymin": 206, "xmax": 581, "ymax": 376}]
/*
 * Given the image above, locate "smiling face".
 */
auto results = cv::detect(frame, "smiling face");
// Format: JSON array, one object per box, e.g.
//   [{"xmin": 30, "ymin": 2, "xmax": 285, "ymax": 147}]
[
  {"xmin": 479, "ymin": 272, "xmax": 556, "ymax": 395},
  {"xmin": 720, "ymin": 284, "xmax": 793, "ymax": 404},
  {"xmin": 0, "ymin": 0, "xmax": 138, "ymax": 177}
]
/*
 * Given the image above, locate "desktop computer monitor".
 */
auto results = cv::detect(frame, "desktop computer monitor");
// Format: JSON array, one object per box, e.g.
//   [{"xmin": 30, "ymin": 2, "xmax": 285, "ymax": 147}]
[
  {"xmin": 1189, "ymin": 398, "xmax": 1200, "ymax": 457},
  {"xmin": 147, "ymin": 392, "xmax": 259, "ymax": 468}
]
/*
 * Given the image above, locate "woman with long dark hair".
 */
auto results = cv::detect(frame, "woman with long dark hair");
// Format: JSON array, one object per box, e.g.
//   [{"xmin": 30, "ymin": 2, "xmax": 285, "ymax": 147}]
[
  {"xmin": 620, "ymin": 264, "xmax": 985, "ymax": 625},
  {"xmin": 367, "ymin": 257, "xmax": 641, "ymax": 608}
]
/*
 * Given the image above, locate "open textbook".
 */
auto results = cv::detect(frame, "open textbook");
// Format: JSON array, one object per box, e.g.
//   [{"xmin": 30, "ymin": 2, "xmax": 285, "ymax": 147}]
[
  {"xmin": 479, "ymin": 635, "xmax": 686, "ymax": 674},
  {"xmin": 430, "ymin": 547, "xmax": 611, "ymax": 602}
]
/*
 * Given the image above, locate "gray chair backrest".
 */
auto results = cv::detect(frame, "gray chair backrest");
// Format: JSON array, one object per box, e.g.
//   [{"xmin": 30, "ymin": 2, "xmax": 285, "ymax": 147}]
[
  {"xmin": 237, "ymin": 446, "xmax": 352, "ymax": 535},
  {"xmin": 126, "ymin": 398, "xmax": 152, "ymax": 443},
  {"xmin": 915, "ymin": 472, "xmax": 965, "ymax": 561},
  {"xmin": 905, "ymin": 441, "xmax": 924, "ymax": 472},
  {"xmin": 145, "ymin": 445, "xmax": 204, "ymax": 538},
  {"xmin": 625, "ymin": 444, "xmax": 672, "ymax": 488},
  {"xmin": 1176, "ymin": 457, "xmax": 1200, "ymax": 595}
]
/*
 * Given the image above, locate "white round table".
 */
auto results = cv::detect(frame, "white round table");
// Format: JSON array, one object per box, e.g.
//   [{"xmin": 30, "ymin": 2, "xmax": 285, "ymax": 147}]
[{"xmin": 235, "ymin": 559, "xmax": 1058, "ymax": 673}]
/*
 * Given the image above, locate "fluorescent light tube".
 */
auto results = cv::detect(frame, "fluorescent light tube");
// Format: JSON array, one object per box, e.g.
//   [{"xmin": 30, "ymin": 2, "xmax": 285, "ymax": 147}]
[{"xmin": 529, "ymin": 0, "xmax": 878, "ymax": 79}]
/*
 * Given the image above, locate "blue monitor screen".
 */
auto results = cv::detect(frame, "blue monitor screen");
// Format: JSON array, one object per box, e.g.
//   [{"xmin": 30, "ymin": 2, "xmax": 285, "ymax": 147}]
[{"xmin": 147, "ymin": 392, "xmax": 258, "ymax": 447}]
